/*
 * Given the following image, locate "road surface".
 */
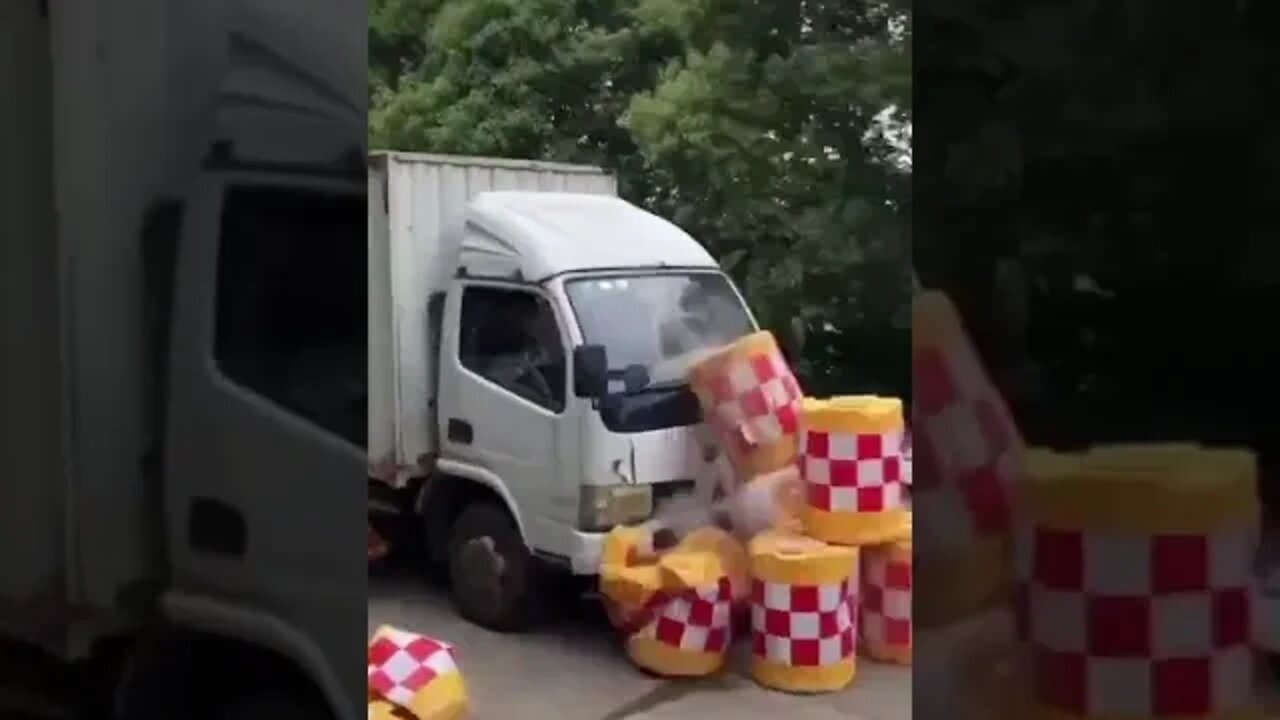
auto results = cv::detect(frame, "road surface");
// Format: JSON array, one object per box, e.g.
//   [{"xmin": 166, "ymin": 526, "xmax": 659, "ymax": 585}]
[{"xmin": 369, "ymin": 571, "xmax": 911, "ymax": 720}]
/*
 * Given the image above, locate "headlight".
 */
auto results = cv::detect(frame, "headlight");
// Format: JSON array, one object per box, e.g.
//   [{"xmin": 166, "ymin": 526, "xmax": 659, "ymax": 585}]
[{"xmin": 579, "ymin": 484, "xmax": 653, "ymax": 532}]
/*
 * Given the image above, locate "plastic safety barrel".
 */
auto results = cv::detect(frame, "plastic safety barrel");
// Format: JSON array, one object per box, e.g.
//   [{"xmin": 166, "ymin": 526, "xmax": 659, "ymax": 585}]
[
  {"xmin": 749, "ymin": 532, "xmax": 858, "ymax": 693},
  {"xmin": 1018, "ymin": 445, "xmax": 1262, "ymax": 720},
  {"xmin": 367, "ymin": 626, "xmax": 468, "ymax": 720},
  {"xmin": 911, "ymin": 290, "xmax": 1022, "ymax": 627},
  {"xmin": 687, "ymin": 331, "xmax": 804, "ymax": 478},
  {"xmin": 799, "ymin": 396, "xmax": 911, "ymax": 546},
  {"xmin": 861, "ymin": 537, "xmax": 912, "ymax": 665},
  {"xmin": 601, "ymin": 526, "xmax": 748, "ymax": 677}
]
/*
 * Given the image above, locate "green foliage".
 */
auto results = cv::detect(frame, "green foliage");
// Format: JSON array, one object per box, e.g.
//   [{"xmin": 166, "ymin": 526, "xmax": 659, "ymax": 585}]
[{"xmin": 370, "ymin": 0, "xmax": 911, "ymax": 397}]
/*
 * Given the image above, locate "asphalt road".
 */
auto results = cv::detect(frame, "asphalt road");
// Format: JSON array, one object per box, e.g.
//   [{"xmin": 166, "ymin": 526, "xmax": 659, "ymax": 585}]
[{"xmin": 368, "ymin": 571, "xmax": 911, "ymax": 720}]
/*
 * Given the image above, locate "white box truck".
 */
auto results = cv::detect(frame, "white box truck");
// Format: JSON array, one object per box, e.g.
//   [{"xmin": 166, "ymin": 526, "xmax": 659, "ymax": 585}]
[
  {"xmin": 2, "ymin": 1, "xmax": 365, "ymax": 718},
  {"xmin": 367, "ymin": 152, "xmax": 760, "ymax": 630}
]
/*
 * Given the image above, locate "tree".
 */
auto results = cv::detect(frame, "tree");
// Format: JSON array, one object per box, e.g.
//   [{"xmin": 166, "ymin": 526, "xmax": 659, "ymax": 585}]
[{"xmin": 370, "ymin": 0, "xmax": 911, "ymax": 397}]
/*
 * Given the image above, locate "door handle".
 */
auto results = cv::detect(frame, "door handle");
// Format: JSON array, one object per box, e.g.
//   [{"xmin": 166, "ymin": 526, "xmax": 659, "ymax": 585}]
[{"xmin": 447, "ymin": 418, "xmax": 473, "ymax": 445}]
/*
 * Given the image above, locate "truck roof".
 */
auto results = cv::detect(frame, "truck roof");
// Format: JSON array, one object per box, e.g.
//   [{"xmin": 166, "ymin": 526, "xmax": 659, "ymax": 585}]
[{"xmin": 462, "ymin": 191, "xmax": 720, "ymax": 281}]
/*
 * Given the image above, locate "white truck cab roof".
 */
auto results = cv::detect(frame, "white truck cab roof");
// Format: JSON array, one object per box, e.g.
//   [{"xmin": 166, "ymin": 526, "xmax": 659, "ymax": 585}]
[{"xmin": 461, "ymin": 191, "xmax": 720, "ymax": 282}]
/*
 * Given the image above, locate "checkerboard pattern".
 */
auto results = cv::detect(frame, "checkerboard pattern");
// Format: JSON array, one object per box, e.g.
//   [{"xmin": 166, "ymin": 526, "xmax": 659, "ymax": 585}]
[
  {"xmin": 630, "ymin": 577, "xmax": 735, "ymax": 653},
  {"xmin": 911, "ymin": 342, "xmax": 1020, "ymax": 537},
  {"xmin": 751, "ymin": 578, "xmax": 857, "ymax": 667},
  {"xmin": 1013, "ymin": 524, "xmax": 1256, "ymax": 716},
  {"xmin": 702, "ymin": 349, "xmax": 803, "ymax": 458},
  {"xmin": 801, "ymin": 428, "xmax": 907, "ymax": 513},
  {"xmin": 368, "ymin": 627, "xmax": 459, "ymax": 709},
  {"xmin": 902, "ymin": 429, "xmax": 913, "ymax": 487},
  {"xmin": 861, "ymin": 545, "xmax": 912, "ymax": 658}
]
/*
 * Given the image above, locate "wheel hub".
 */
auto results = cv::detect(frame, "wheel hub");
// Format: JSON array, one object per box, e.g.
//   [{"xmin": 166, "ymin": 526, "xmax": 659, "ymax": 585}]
[{"xmin": 459, "ymin": 536, "xmax": 506, "ymax": 604}]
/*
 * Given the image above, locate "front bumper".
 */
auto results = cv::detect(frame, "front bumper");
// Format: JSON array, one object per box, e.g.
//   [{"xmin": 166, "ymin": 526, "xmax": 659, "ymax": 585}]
[{"xmin": 558, "ymin": 529, "xmax": 606, "ymax": 576}]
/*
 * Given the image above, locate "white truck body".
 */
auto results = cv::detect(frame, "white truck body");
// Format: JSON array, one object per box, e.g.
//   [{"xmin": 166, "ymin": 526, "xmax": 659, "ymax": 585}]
[
  {"xmin": 3, "ymin": 1, "xmax": 366, "ymax": 717},
  {"xmin": 369, "ymin": 153, "xmax": 758, "ymax": 580},
  {"xmin": 368, "ymin": 154, "xmax": 618, "ymax": 479}
]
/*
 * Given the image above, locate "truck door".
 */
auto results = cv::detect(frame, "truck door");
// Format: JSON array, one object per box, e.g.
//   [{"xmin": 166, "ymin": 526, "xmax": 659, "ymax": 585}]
[
  {"xmin": 162, "ymin": 168, "xmax": 367, "ymax": 717},
  {"xmin": 438, "ymin": 282, "xmax": 570, "ymax": 554}
]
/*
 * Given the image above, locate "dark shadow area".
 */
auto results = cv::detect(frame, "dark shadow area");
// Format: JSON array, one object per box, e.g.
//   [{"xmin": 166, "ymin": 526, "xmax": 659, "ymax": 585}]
[
  {"xmin": 915, "ymin": 0, "xmax": 1280, "ymax": 717},
  {"xmin": 0, "ymin": 2, "xmax": 367, "ymax": 718}
]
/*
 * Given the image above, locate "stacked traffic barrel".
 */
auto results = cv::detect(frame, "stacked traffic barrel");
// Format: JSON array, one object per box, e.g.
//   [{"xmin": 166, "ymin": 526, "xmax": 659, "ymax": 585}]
[
  {"xmin": 909, "ymin": 284, "xmax": 1266, "ymax": 720},
  {"xmin": 796, "ymin": 394, "xmax": 914, "ymax": 678},
  {"xmin": 1019, "ymin": 445, "xmax": 1262, "ymax": 720},
  {"xmin": 909, "ymin": 287, "xmax": 1027, "ymax": 719},
  {"xmin": 911, "ymin": 290, "xmax": 1022, "ymax": 627},
  {"xmin": 686, "ymin": 331, "xmax": 913, "ymax": 693},
  {"xmin": 749, "ymin": 532, "xmax": 859, "ymax": 692},
  {"xmin": 687, "ymin": 330, "xmax": 804, "ymax": 481}
]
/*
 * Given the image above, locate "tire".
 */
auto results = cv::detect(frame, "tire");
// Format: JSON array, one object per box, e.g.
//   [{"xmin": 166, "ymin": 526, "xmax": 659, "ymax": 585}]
[{"xmin": 448, "ymin": 502, "xmax": 538, "ymax": 632}]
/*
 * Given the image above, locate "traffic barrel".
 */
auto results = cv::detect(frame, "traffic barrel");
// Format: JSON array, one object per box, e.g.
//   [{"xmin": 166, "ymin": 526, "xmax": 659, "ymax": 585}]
[
  {"xmin": 799, "ymin": 396, "xmax": 911, "ymax": 546},
  {"xmin": 367, "ymin": 626, "xmax": 468, "ymax": 720},
  {"xmin": 748, "ymin": 532, "xmax": 858, "ymax": 693},
  {"xmin": 911, "ymin": 290, "xmax": 1022, "ymax": 627},
  {"xmin": 860, "ymin": 535, "xmax": 912, "ymax": 665},
  {"xmin": 688, "ymin": 331, "xmax": 804, "ymax": 480},
  {"xmin": 1018, "ymin": 444, "xmax": 1260, "ymax": 719}
]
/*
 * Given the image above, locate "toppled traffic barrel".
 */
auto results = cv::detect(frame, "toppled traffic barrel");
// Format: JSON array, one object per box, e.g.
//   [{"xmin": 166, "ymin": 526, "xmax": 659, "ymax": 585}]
[
  {"xmin": 367, "ymin": 626, "xmax": 469, "ymax": 720},
  {"xmin": 911, "ymin": 290, "xmax": 1022, "ymax": 627},
  {"xmin": 799, "ymin": 396, "xmax": 911, "ymax": 546},
  {"xmin": 749, "ymin": 532, "xmax": 858, "ymax": 693},
  {"xmin": 860, "ymin": 536, "xmax": 912, "ymax": 665},
  {"xmin": 1018, "ymin": 444, "xmax": 1260, "ymax": 719},
  {"xmin": 687, "ymin": 331, "xmax": 804, "ymax": 478},
  {"xmin": 601, "ymin": 525, "xmax": 748, "ymax": 676}
]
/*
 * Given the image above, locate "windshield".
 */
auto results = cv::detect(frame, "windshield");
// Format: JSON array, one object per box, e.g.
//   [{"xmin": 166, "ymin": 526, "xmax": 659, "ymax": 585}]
[{"xmin": 565, "ymin": 272, "xmax": 755, "ymax": 387}]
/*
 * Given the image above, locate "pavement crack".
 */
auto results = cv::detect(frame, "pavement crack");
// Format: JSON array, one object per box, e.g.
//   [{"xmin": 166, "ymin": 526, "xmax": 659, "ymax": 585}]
[{"xmin": 598, "ymin": 675, "xmax": 739, "ymax": 720}]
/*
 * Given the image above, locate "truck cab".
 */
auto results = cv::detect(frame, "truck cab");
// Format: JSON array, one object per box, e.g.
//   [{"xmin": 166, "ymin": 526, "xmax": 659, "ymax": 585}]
[
  {"xmin": 1, "ymin": 2, "xmax": 368, "ymax": 718},
  {"xmin": 369, "ymin": 160, "xmax": 758, "ymax": 629}
]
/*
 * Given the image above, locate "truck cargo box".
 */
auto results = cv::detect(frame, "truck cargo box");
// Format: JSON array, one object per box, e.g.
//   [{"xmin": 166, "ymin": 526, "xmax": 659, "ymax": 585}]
[{"xmin": 367, "ymin": 153, "xmax": 617, "ymax": 483}]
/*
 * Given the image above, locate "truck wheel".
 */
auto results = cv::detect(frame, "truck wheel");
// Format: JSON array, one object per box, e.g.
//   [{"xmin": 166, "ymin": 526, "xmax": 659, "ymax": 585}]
[{"xmin": 448, "ymin": 503, "xmax": 537, "ymax": 631}]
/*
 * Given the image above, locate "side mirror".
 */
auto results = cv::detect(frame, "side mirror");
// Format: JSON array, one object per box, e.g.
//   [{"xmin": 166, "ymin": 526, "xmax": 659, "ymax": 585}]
[
  {"xmin": 621, "ymin": 364, "xmax": 650, "ymax": 393},
  {"xmin": 572, "ymin": 344, "xmax": 608, "ymax": 398}
]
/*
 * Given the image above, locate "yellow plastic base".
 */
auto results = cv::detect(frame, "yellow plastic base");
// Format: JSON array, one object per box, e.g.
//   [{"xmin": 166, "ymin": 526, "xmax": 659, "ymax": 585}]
[
  {"xmin": 626, "ymin": 635, "xmax": 726, "ymax": 677},
  {"xmin": 751, "ymin": 656, "xmax": 856, "ymax": 694},
  {"xmin": 368, "ymin": 698, "xmax": 411, "ymax": 719},
  {"xmin": 914, "ymin": 533, "xmax": 1011, "ymax": 628},
  {"xmin": 804, "ymin": 506, "xmax": 911, "ymax": 547},
  {"xmin": 863, "ymin": 643, "xmax": 911, "ymax": 665},
  {"xmin": 406, "ymin": 672, "xmax": 469, "ymax": 720},
  {"xmin": 1025, "ymin": 703, "xmax": 1265, "ymax": 720}
]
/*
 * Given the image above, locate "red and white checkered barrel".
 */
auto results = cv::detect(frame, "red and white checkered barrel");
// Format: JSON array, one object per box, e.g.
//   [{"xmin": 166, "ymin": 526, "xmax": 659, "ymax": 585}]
[
  {"xmin": 911, "ymin": 290, "xmax": 1022, "ymax": 626},
  {"xmin": 367, "ymin": 625, "xmax": 468, "ymax": 720},
  {"xmin": 800, "ymin": 396, "xmax": 911, "ymax": 546},
  {"xmin": 623, "ymin": 576, "xmax": 737, "ymax": 677},
  {"xmin": 861, "ymin": 538, "xmax": 912, "ymax": 665},
  {"xmin": 1017, "ymin": 446, "xmax": 1261, "ymax": 720},
  {"xmin": 687, "ymin": 331, "xmax": 804, "ymax": 479},
  {"xmin": 749, "ymin": 532, "xmax": 859, "ymax": 693}
]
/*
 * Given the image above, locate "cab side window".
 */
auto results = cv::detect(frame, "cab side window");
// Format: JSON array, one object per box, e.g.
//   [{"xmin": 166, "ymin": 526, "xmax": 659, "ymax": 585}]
[
  {"xmin": 458, "ymin": 286, "xmax": 566, "ymax": 413},
  {"xmin": 213, "ymin": 185, "xmax": 367, "ymax": 446}
]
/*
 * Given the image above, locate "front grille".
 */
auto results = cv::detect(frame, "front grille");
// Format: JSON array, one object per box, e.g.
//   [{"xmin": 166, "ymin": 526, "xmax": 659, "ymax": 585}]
[{"xmin": 652, "ymin": 479, "xmax": 696, "ymax": 504}]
